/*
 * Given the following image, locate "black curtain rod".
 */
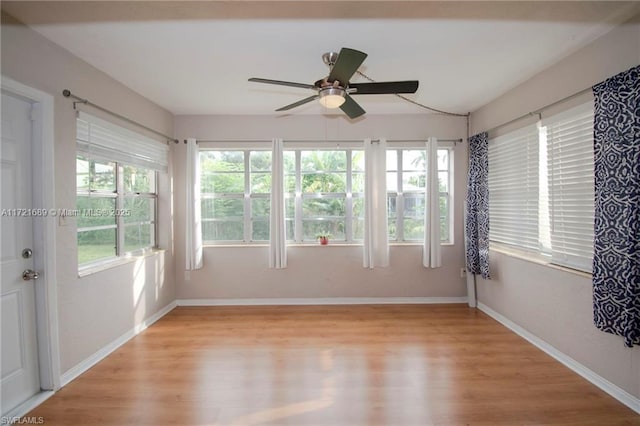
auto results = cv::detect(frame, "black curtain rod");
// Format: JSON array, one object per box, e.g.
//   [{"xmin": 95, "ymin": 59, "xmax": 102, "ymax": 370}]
[
  {"xmin": 62, "ymin": 89, "xmax": 179, "ymax": 144},
  {"xmin": 482, "ymin": 86, "xmax": 593, "ymax": 136}
]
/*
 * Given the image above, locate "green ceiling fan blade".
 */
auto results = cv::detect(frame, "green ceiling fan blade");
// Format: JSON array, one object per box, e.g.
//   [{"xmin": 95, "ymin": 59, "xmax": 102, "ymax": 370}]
[
  {"xmin": 328, "ymin": 48, "xmax": 367, "ymax": 86},
  {"xmin": 340, "ymin": 95, "xmax": 366, "ymax": 119},
  {"xmin": 349, "ymin": 81, "xmax": 419, "ymax": 95}
]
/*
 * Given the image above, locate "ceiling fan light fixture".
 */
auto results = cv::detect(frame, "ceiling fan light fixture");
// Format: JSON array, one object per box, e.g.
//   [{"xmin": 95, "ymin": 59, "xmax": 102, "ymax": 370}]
[{"xmin": 318, "ymin": 87, "xmax": 346, "ymax": 109}]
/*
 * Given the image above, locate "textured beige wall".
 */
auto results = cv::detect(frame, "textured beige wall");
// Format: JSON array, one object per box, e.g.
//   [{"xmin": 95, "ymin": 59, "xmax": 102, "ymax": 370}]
[
  {"xmin": 173, "ymin": 113, "xmax": 469, "ymax": 299},
  {"xmin": 1, "ymin": 12, "xmax": 176, "ymax": 373},
  {"xmin": 471, "ymin": 15, "xmax": 640, "ymax": 398}
]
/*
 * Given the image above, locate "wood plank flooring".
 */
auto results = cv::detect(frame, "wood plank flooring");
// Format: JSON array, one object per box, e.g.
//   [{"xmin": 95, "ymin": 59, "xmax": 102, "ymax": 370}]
[{"xmin": 25, "ymin": 305, "xmax": 640, "ymax": 425}]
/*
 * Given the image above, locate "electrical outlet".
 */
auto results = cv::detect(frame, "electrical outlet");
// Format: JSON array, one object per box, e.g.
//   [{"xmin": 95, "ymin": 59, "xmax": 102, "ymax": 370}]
[
  {"xmin": 185, "ymin": 271, "xmax": 191, "ymax": 281},
  {"xmin": 460, "ymin": 268, "xmax": 467, "ymax": 278}
]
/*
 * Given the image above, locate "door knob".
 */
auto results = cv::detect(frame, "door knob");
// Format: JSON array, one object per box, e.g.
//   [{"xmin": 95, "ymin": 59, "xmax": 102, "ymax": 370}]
[{"xmin": 22, "ymin": 269, "xmax": 39, "ymax": 281}]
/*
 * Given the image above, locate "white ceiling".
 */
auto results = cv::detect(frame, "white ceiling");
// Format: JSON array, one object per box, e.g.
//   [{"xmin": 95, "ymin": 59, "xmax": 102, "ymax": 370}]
[{"xmin": 3, "ymin": 1, "xmax": 639, "ymax": 116}]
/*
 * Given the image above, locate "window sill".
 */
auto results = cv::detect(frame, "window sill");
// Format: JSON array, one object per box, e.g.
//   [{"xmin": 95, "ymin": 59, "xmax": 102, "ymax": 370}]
[
  {"xmin": 490, "ymin": 244, "xmax": 591, "ymax": 279},
  {"xmin": 202, "ymin": 242, "xmax": 454, "ymax": 248},
  {"xmin": 78, "ymin": 249, "xmax": 165, "ymax": 278},
  {"xmin": 391, "ymin": 242, "xmax": 454, "ymax": 247},
  {"xmin": 202, "ymin": 243, "xmax": 358, "ymax": 248},
  {"xmin": 203, "ymin": 243, "xmax": 268, "ymax": 248}
]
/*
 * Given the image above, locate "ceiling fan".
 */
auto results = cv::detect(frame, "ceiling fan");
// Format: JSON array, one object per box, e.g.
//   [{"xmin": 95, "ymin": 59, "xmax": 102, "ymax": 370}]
[{"xmin": 248, "ymin": 47, "xmax": 419, "ymax": 119}]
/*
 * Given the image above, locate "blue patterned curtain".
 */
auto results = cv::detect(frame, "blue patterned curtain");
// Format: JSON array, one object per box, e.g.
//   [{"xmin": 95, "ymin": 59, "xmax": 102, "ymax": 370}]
[
  {"xmin": 592, "ymin": 65, "xmax": 640, "ymax": 347},
  {"xmin": 465, "ymin": 132, "xmax": 490, "ymax": 279}
]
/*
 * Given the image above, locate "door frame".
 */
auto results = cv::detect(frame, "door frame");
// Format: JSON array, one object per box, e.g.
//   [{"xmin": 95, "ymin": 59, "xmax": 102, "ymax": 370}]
[{"xmin": 1, "ymin": 76, "xmax": 61, "ymax": 397}]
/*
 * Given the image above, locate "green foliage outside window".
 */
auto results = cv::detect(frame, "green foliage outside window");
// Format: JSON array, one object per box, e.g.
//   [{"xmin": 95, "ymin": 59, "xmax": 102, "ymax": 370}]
[
  {"xmin": 76, "ymin": 155, "xmax": 157, "ymax": 266},
  {"xmin": 387, "ymin": 149, "xmax": 451, "ymax": 242},
  {"xmin": 199, "ymin": 146, "xmax": 451, "ymax": 244},
  {"xmin": 298, "ymin": 150, "xmax": 348, "ymax": 241},
  {"xmin": 200, "ymin": 151, "xmax": 271, "ymax": 242}
]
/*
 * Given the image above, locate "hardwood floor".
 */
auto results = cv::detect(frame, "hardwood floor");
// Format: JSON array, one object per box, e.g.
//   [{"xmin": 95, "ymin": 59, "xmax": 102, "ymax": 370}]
[{"xmin": 26, "ymin": 305, "xmax": 639, "ymax": 425}]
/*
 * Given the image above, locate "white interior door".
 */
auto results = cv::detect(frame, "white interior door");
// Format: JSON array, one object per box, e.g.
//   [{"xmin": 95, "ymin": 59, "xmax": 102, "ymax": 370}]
[{"xmin": 1, "ymin": 92, "xmax": 41, "ymax": 415}]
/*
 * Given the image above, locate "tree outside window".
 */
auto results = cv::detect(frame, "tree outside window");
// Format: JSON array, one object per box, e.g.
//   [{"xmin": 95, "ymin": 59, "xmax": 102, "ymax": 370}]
[{"xmin": 199, "ymin": 145, "xmax": 451, "ymax": 245}]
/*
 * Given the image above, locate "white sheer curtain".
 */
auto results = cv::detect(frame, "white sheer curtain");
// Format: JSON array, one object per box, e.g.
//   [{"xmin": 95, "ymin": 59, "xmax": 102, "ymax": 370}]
[
  {"xmin": 185, "ymin": 138, "xmax": 203, "ymax": 270},
  {"xmin": 423, "ymin": 137, "xmax": 442, "ymax": 268},
  {"xmin": 363, "ymin": 138, "xmax": 389, "ymax": 268},
  {"xmin": 269, "ymin": 138, "xmax": 287, "ymax": 268}
]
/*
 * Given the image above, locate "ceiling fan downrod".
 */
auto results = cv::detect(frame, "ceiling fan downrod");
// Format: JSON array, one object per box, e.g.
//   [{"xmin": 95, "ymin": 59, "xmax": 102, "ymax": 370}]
[{"xmin": 322, "ymin": 52, "xmax": 340, "ymax": 68}]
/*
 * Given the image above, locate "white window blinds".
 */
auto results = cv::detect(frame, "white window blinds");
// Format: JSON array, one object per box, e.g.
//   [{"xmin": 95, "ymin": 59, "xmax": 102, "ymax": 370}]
[
  {"xmin": 488, "ymin": 124, "xmax": 540, "ymax": 251},
  {"xmin": 543, "ymin": 102, "xmax": 595, "ymax": 272},
  {"xmin": 76, "ymin": 112, "xmax": 169, "ymax": 172}
]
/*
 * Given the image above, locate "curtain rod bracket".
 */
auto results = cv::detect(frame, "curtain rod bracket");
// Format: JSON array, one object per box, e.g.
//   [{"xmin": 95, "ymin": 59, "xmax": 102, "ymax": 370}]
[
  {"xmin": 527, "ymin": 111, "xmax": 542, "ymax": 121},
  {"xmin": 64, "ymin": 88, "xmax": 88, "ymax": 110},
  {"xmin": 72, "ymin": 100, "xmax": 87, "ymax": 110}
]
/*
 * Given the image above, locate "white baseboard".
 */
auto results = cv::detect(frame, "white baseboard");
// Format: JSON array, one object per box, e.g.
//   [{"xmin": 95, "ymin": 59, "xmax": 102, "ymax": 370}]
[
  {"xmin": 177, "ymin": 296, "xmax": 468, "ymax": 306},
  {"xmin": 60, "ymin": 300, "xmax": 177, "ymax": 387},
  {"xmin": 3, "ymin": 391, "xmax": 54, "ymax": 423},
  {"xmin": 477, "ymin": 302, "xmax": 640, "ymax": 414}
]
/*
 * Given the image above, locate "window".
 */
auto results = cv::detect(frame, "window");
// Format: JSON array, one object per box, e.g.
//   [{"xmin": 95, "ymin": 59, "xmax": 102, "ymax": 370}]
[
  {"xmin": 76, "ymin": 113, "xmax": 165, "ymax": 268},
  {"xmin": 200, "ymin": 150, "xmax": 272, "ymax": 243},
  {"xmin": 488, "ymin": 124, "xmax": 540, "ymax": 251},
  {"xmin": 122, "ymin": 166, "xmax": 157, "ymax": 253},
  {"xmin": 76, "ymin": 156, "xmax": 118, "ymax": 264},
  {"xmin": 488, "ymin": 102, "xmax": 594, "ymax": 272},
  {"xmin": 437, "ymin": 149, "xmax": 452, "ymax": 243},
  {"xmin": 543, "ymin": 103, "xmax": 595, "ymax": 271},
  {"xmin": 198, "ymin": 143, "xmax": 452, "ymax": 245},
  {"xmin": 285, "ymin": 149, "xmax": 364, "ymax": 243},
  {"xmin": 387, "ymin": 147, "xmax": 452, "ymax": 243}
]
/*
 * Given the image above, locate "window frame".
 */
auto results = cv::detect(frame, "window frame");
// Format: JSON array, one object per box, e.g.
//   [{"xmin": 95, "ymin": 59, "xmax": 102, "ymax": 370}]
[
  {"xmin": 543, "ymin": 103, "xmax": 595, "ymax": 272},
  {"xmin": 386, "ymin": 144, "xmax": 454, "ymax": 244},
  {"xmin": 288, "ymin": 147, "xmax": 362, "ymax": 243},
  {"xmin": 76, "ymin": 156, "xmax": 158, "ymax": 270},
  {"xmin": 487, "ymin": 101, "xmax": 595, "ymax": 274},
  {"xmin": 76, "ymin": 112, "xmax": 166, "ymax": 272},
  {"xmin": 487, "ymin": 123, "xmax": 540, "ymax": 251},
  {"xmin": 438, "ymin": 146, "xmax": 454, "ymax": 245},
  {"xmin": 198, "ymin": 141, "xmax": 453, "ymax": 246},
  {"xmin": 200, "ymin": 148, "xmax": 273, "ymax": 244},
  {"xmin": 121, "ymin": 165, "xmax": 158, "ymax": 255}
]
